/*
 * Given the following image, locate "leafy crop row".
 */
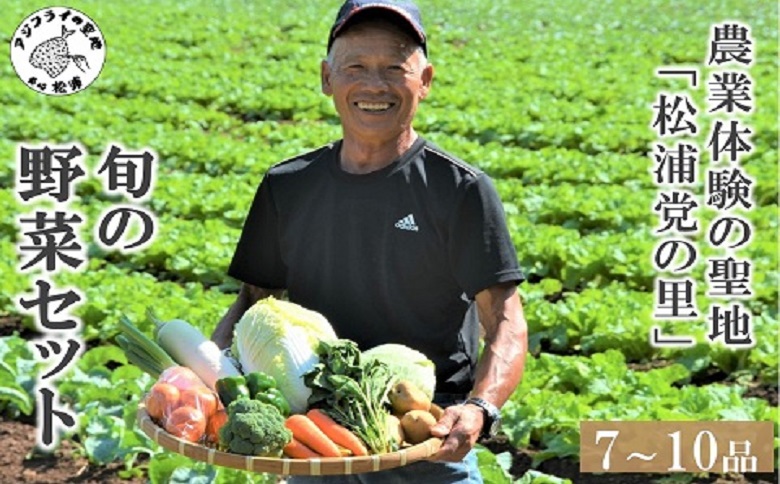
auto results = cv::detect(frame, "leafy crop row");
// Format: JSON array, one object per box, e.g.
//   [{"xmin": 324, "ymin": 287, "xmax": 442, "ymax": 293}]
[{"xmin": 503, "ymin": 350, "xmax": 777, "ymax": 466}]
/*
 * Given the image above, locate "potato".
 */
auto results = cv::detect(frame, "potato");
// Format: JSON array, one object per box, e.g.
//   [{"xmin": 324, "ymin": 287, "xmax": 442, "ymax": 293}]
[
  {"xmin": 386, "ymin": 414, "xmax": 405, "ymax": 447},
  {"xmin": 429, "ymin": 402, "xmax": 444, "ymax": 421},
  {"xmin": 389, "ymin": 380, "xmax": 431, "ymax": 415},
  {"xmin": 401, "ymin": 410, "xmax": 437, "ymax": 445}
]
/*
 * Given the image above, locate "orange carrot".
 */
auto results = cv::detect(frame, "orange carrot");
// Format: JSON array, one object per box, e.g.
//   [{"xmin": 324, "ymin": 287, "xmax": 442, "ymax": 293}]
[
  {"xmin": 335, "ymin": 444, "xmax": 353, "ymax": 457},
  {"xmin": 307, "ymin": 409, "xmax": 368, "ymax": 456},
  {"xmin": 284, "ymin": 414, "xmax": 341, "ymax": 457},
  {"xmin": 283, "ymin": 437, "xmax": 322, "ymax": 459}
]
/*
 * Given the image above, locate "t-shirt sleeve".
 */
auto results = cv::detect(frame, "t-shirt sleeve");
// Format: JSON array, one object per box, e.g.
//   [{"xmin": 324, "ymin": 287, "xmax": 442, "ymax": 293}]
[
  {"xmin": 448, "ymin": 173, "xmax": 524, "ymax": 299},
  {"xmin": 227, "ymin": 175, "xmax": 287, "ymax": 289}
]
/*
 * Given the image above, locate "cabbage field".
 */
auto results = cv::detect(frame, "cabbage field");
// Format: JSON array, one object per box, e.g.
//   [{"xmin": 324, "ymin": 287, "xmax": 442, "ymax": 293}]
[{"xmin": 1, "ymin": 0, "xmax": 777, "ymax": 483}]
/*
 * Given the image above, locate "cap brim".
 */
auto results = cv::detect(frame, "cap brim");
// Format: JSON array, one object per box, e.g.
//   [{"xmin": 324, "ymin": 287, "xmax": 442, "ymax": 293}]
[{"xmin": 329, "ymin": 5, "xmax": 426, "ymax": 54}]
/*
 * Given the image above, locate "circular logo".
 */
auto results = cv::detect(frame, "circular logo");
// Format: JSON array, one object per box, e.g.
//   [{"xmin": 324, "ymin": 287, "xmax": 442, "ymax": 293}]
[{"xmin": 10, "ymin": 7, "xmax": 106, "ymax": 96}]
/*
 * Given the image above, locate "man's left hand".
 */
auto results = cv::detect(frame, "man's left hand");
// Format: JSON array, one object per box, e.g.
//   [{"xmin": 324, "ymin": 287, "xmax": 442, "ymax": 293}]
[{"xmin": 429, "ymin": 403, "xmax": 483, "ymax": 461}]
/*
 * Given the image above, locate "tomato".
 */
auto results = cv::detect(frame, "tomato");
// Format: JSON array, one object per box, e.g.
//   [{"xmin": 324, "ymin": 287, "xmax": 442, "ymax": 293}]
[
  {"xmin": 146, "ymin": 382, "xmax": 180, "ymax": 421},
  {"xmin": 180, "ymin": 387, "xmax": 218, "ymax": 418},
  {"xmin": 164, "ymin": 405, "xmax": 206, "ymax": 443},
  {"xmin": 159, "ymin": 366, "xmax": 205, "ymax": 392},
  {"xmin": 205, "ymin": 408, "xmax": 228, "ymax": 445}
]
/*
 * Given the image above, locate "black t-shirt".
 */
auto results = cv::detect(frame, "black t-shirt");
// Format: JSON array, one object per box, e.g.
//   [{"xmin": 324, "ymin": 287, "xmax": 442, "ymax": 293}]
[{"xmin": 228, "ymin": 137, "xmax": 523, "ymax": 395}]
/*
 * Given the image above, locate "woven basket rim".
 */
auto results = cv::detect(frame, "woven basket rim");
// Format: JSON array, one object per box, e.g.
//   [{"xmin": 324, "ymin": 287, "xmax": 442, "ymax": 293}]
[{"xmin": 137, "ymin": 403, "xmax": 443, "ymax": 475}]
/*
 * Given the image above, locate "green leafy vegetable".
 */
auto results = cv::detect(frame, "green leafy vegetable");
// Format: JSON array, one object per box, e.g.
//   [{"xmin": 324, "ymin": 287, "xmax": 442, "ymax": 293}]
[
  {"xmin": 304, "ymin": 339, "xmax": 397, "ymax": 454},
  {"xmin": 0, "ymin": 336, "xmax": 38, "ymax": 417}
]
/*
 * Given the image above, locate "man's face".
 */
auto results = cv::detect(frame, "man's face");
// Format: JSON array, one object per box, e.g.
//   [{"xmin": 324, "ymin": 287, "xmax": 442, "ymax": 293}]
[{"xmin": 321, "ymin": 22, "xmax": 433, "ymax": 143}]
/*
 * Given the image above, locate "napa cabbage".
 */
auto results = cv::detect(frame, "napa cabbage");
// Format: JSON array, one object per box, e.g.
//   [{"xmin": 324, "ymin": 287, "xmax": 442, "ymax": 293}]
[{"xmin": 232, "ymin": 297, "xmax": 337, "ymax": 414}]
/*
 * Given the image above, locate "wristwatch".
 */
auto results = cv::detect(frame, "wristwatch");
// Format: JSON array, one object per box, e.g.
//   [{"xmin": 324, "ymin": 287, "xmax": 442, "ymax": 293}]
[{"xmin": 464, "ymin": 396, "xmax": 501, "ymax": 439}]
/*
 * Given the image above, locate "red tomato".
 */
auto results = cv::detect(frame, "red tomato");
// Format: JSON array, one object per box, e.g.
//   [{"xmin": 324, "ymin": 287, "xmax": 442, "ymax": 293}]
[
  {"xmin": 180, "ymin": 387, "xmax": 218, "ymax": 418},
  {"xmin": 159, "ymin": 366, "xmax": 205, "ymax": 392},
  {"xmin": 146, "ymin": 382, "xmax": 180, "ymax": 421},
  {"xmin": 165, "ymin": 405, "xmax": 206, "ymax": 443},
  {"xmin": 205, "ymin": 409, "xmax": 228, "ymax": 445}
]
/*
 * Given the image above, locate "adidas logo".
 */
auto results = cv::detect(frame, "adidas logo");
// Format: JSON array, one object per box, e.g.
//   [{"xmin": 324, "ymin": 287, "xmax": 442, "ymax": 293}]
[{"xmin": 394, "ymin": 214, "xmax": 419, "ymax": 232}]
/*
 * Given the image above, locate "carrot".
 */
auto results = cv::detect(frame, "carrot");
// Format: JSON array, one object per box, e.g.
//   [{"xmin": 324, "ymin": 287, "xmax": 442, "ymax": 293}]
[
  {"xmin": 283, "ymin": 437, "xmax": 322, "ymax": 459},
  {"xmin": 307, "ymin": 409, "xmax": 369, "ymax": 456},
  {"xmin": 284, "ymin": 414, "xmax": 341, "ymax": 457},
  {"xmin": 335, "ymin": 444, "xmax": 353, "ymax": 457}
]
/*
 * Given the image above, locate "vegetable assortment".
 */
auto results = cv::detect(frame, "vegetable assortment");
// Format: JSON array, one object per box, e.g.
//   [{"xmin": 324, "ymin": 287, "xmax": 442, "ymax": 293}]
[{"xmin": 124, "ymin": 299, "xmax": 441, "ymax": 463}]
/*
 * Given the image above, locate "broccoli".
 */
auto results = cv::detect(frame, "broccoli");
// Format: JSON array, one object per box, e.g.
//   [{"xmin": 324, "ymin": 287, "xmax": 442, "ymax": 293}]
[{"xmin": 218, "ymin": 399, "xmax": 292, "ymax": 456}]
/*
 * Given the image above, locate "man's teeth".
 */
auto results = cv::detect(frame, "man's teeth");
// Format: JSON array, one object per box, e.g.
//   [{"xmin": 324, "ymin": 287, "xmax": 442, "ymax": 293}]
[{"xmin": 357, "ymin": 102, "xmax": 391, "ymax": 111}]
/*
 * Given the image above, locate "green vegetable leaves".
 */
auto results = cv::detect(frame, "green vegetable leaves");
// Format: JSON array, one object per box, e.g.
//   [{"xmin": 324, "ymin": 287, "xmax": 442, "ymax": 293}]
[
  {"xmin": 0, "ymin": 336, "xmax": 39, "ymax": 417},
  {"xmin": 304, "ymin": 339, "xmax": 396, "ymax": 454},
  {"xmin": 502, "ymin": 351, "xmax": 778, "ymax": 465},
  {"xmin": 305, "ymin": 339, "xmax": 362, "ymax": 406}
]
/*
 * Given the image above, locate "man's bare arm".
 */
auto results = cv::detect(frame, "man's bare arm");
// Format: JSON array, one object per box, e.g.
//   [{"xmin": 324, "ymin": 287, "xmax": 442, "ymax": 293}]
[
  {"xmin": 470, "ymin": 282, "xmax": 528, "ymax": 408},
  {"xmin": 431, "ymin": 282, "xmax": 527, "ymax": 461},
  {"xmin": 211, "ymin": 283, "xmax": 284, "ymax": 349}
]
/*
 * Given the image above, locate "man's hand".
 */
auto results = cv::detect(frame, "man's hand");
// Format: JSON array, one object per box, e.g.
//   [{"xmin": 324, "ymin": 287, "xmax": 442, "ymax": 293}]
[{"xmin": 429, "ymin": 403, "xmax": 483, "ymax": 462}]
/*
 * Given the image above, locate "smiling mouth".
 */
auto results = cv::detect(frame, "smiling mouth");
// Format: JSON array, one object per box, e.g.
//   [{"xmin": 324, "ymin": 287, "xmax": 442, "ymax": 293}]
[{"xmin": 355, "ymin": 101, "xmax": 395, "ymax": 112}]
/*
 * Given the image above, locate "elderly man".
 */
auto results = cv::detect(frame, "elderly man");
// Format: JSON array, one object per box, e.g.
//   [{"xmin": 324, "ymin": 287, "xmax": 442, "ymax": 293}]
[{"xmin": 212, "ymin": 0, "xmax": 528, "ymax": 481}]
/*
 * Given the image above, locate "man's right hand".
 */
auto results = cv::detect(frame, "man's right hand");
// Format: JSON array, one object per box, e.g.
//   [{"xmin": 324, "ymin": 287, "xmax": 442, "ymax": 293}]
[{"xmin": 210, "ymin": 283, "xmax": 284, "ymax": 349}]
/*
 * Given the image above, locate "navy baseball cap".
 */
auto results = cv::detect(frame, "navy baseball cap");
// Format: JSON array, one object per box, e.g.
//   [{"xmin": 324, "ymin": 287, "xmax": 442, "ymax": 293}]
[{"xmin": 327, "ymin": 0, "xmax": 427, "ymax": 55}]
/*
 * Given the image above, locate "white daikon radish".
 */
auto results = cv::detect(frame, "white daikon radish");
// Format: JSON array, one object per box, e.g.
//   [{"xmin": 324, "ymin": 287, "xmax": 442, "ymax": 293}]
[{"xmin": 148, "ymin": 310, "xmax": 241, "ymax": 390}]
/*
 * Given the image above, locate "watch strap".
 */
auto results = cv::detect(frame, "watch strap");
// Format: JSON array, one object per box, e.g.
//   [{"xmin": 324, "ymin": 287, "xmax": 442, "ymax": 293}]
[{"xmin": 464, "ymin": 396, "xmax": 500, "ymax": 438}]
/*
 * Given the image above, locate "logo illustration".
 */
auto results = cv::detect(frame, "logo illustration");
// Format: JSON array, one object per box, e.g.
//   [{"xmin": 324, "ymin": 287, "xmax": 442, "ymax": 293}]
[
  {"xmin": 394, "ymin": 214, "xmax": 419, "ymax": 232},
  {"xmin": 10, "ymin": 7, "xmax": 106, "ymax": 96},
  {"xmin": 30, "ymin": 26, "xmax": 89, "ymax": 78}
]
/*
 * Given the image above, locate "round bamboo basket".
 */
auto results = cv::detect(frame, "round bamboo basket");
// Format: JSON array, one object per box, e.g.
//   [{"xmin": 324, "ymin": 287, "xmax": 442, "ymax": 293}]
[{"xmin": 137, "ymin": 404, "xmax": 443, "ymax": 475}]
